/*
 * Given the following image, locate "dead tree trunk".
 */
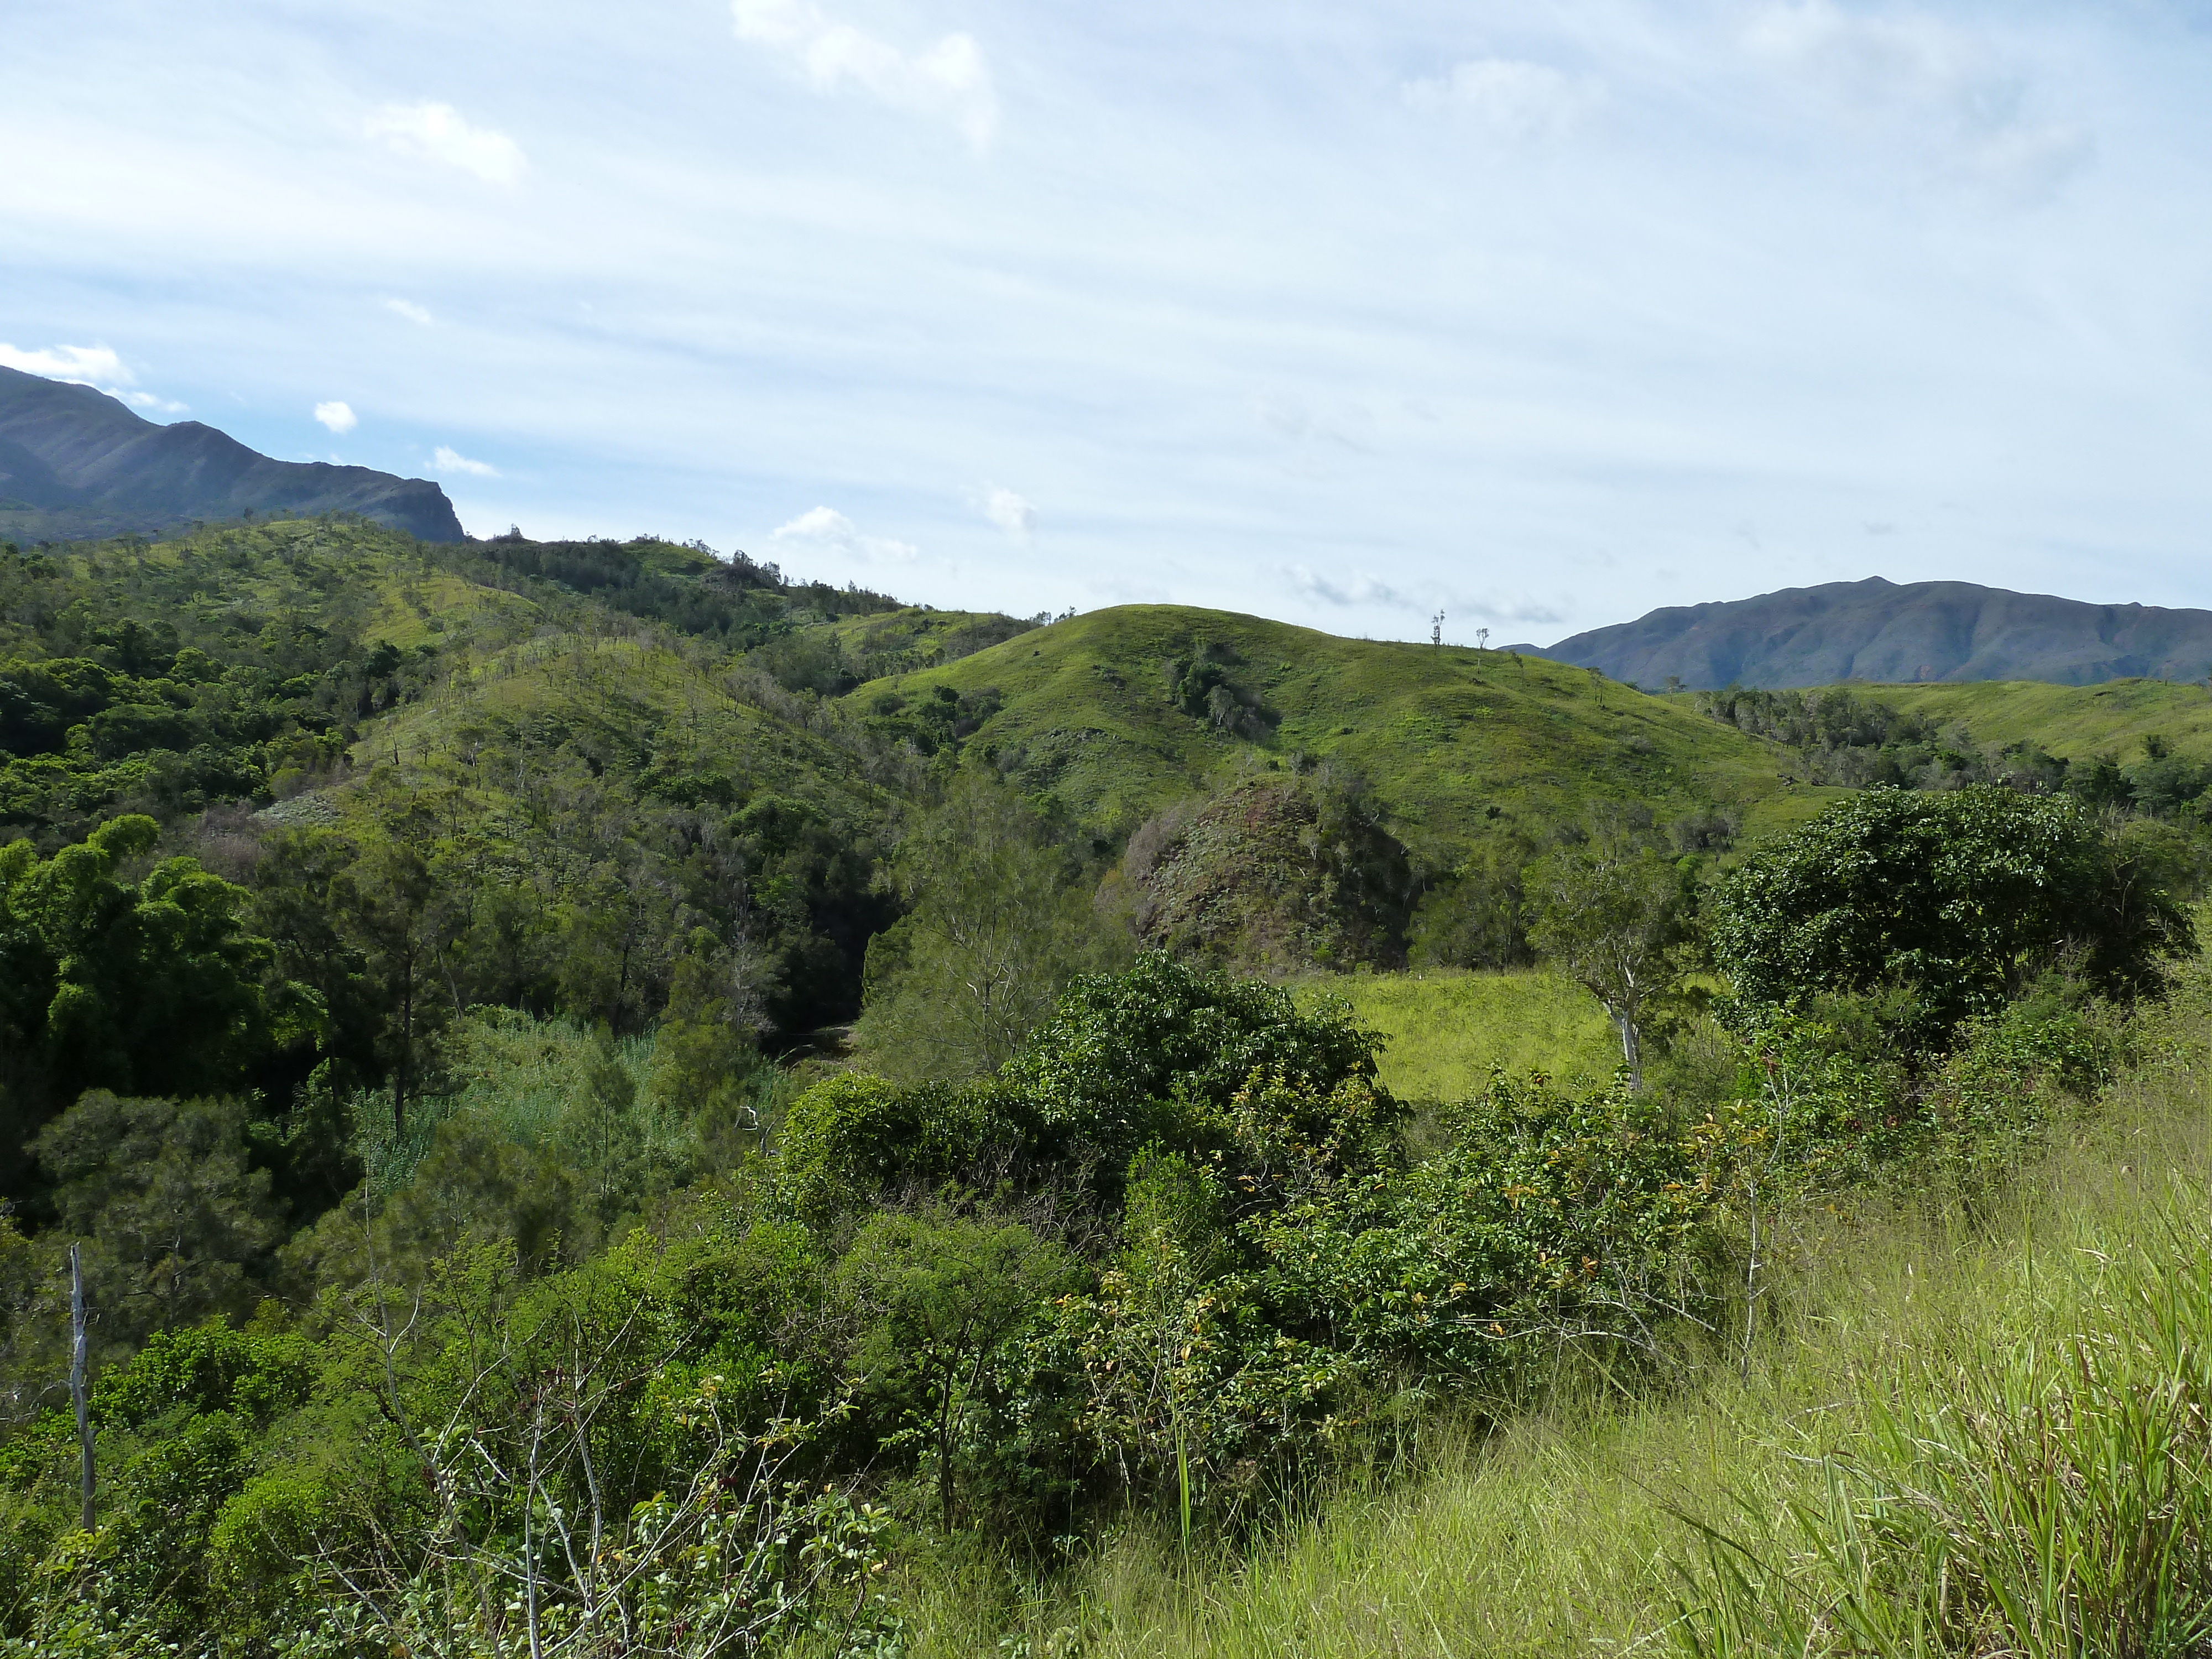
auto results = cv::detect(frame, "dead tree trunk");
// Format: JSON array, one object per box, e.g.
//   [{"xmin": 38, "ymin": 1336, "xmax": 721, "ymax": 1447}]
[{"xmin": 69, "ymin": 1243, "xmax": 94, "ymax": 1531}]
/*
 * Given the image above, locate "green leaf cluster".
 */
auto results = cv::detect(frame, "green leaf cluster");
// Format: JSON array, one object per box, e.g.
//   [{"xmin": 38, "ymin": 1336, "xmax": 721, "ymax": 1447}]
[{"xmin": 0, "ymin": 816, "xmax": 312, "ymax": 1168}]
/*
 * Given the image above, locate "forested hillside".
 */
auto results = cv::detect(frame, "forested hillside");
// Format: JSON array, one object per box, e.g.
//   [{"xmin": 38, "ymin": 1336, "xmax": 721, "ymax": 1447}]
[{"xmin": 9, "ymin": 518, "xmax": 2212, "ymax": 1656}]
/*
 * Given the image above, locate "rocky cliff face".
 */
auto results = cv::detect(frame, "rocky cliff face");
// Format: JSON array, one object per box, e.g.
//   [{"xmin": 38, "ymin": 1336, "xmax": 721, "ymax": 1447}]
[
  {"xmin": 1532, "ymin": 577, "xmax": 2212, "ymax": 689},
  {"xmin": 0, "ymin": 366, "xmax": 464, "ymax": 542}
]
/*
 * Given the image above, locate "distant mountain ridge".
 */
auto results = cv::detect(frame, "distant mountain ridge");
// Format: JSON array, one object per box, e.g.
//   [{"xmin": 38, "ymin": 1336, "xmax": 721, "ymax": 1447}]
[
  {"xmin": 1531, "ymin": 577, "xmax": 2212, "ymax": 690},
  {"xmin": 0, "ymin": 365, "xmax": 463, "ymax": 542}
]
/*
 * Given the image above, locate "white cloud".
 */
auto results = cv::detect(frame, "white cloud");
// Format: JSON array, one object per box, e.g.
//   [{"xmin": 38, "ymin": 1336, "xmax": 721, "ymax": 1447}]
[
  {"xmin": 1256, "ymin": 394, "xmax": 1373, "ymax": 453},
  {"xmin": 384, "ymin": 298, "xmax": 433, "ymax": 325},
  {"xmin": 432, "ymin": 444, "xmax": 498, "ymax": 477},
  {"xmin": 1404, "ymin": 57, "xmax": 1600, "ymax": 143},
  {"xmin": 314, "ymin": 400, "xmax": 357, "ymax": 434},
  {"xmin": 731, "ymin": 0, "xmax": 998, "ymax": 152},
  {"xmin": 364, "ymin": 102, "xmax": 526, "ymax": 185},
  {"xmin": 9, "ymin": 2, "xmax": 2203, "ymax": 643},
  {"xmin": 1288, "ymin": 566, "xmax": 1563, "ymax": 628},
  {"xmin": 0, "ymin": 341, "xmax": 186, "ymax": 413},
  {"xmin": 1747, "ymin": 1, "xmax": 1975, "ymax": 104},
  {"xmin": 1483, "ymin": 597, "xmax": 1564, "ymax": 627},
  {"xmin": 771, "ymin": 504, "xmax": 920, "ymax": 562},
  {"xmin": 1745, "ymin": 2, "xmax": 2091, "ymax": 200},
  {"xmin": 0, "ymin": 340, "xmax": 129, "ymax": 384},
  {"xmin": 981, "ymin": 484, "xmax": 1033, "ymax": 540}
]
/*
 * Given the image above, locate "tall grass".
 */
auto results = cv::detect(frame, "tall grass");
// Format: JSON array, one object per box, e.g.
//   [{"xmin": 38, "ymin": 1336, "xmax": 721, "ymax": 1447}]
[
  {"xmin": 351, "ymin": 1009, "xmax": 673, "ymax": 1192},
  {"xmin": 886, "ymin": 975, "xmax": 2212, "ymax": 1657}
]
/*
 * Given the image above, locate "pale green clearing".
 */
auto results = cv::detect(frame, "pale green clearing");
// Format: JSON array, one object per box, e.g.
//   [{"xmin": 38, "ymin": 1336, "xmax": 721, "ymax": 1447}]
[{"xmin": 1297, "ymin": 968, "xmax": 1624, "ymax": 1099}]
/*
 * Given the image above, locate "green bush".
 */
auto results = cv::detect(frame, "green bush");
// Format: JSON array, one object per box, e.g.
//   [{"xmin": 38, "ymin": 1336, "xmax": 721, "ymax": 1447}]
[
  {"xmin": 1256, "ymin": 1070, "xmax": 1733, "ymax": 1387},
  {"xmin": 91, "ymin": 1317, "xmax": 311, "ymax": 1433},
  {"xmin": 1713, "ymin": 785, "xmax": 2193, "ymax": 1030}
]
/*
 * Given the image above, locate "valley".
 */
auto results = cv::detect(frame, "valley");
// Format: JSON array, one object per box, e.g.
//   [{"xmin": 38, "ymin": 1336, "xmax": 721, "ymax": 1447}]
[{"xmin": 6, "ymin": 512, "xmax": 2211, "ymax": 1658}]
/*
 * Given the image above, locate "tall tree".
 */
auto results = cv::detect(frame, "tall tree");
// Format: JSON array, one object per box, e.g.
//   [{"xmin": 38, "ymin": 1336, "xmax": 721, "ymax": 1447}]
[
  {"xmin": 855, "ymin": 773, "xmax": 1124, "ymax": 1082},
  {"xmin": 1527, "ymin": 838, "xmax": 1694, "ymax": 1091},
  {"xmin": 34, "ymin": 1091, "xmax": 285, "ymax": 1349},
  {"xmin": 0, "ymin": 816, "xmax": 312, "ymax": 1188}
]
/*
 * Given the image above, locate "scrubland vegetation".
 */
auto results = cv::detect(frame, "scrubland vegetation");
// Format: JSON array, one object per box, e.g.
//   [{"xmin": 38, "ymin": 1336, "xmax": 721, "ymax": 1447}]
[
  {"xmin": 8, "ymin": 519, "xmax": 2212, "ymax": 1656},
  {"xmin": 893, "ymin": 981, "xmax": 2212, "ymax": 1657}
]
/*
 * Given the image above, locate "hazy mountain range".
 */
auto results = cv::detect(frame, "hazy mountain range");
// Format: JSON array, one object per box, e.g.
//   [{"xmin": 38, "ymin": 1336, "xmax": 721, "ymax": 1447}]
[
  {"xmin": 0, "ymin": 366, "xmax": 462, "ymax": 543},
  {"xmin": 1524, "ymin": 577, "xmax": 2212, "ymax": 690}
]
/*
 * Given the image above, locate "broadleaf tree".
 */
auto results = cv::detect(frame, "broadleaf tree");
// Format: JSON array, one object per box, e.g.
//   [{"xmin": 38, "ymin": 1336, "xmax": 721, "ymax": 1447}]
[
  {"xmin": 1711, "ymin": 785, "xmax": 2195, "ymax": 1031},
  {"xmin": 1526, "ymin": 839, "xmax": 1694, "ymax": 1091},
  {"xmin": 855, "ymin": 772, "xmax": 1126, "ymax": 1083}
]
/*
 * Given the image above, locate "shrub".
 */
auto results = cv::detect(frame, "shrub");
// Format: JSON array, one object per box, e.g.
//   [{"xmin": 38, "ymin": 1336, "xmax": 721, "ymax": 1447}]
[{"xmin": 1713, "ymin": 785, "xmax": 2193, "ymax": 1030}]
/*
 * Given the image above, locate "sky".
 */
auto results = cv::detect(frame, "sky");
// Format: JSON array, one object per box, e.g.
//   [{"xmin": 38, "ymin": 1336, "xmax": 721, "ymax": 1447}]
[{"xmin": 4, "ymin": 0, "xmax": 2211, "ymax": 645}]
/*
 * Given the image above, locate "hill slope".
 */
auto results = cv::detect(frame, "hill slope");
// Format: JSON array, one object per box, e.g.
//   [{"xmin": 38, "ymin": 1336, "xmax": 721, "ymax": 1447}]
[
  {"xmin": 857, "ymin": 605, "xmax": 1800, "ymax": 861},
  {"xmin": 1853, "ymin": 677, "xmax": 2212, "ymax": 762},
  {"xmin": 1538, "ymin": 576, "xmax": 2212, "ymax": 690},
  {"xmin": 0, "ymin": 366, "xmax": 463, "ymax": 542},
  {"xmin": 0, "ymin": 519, "xmax": 933, "ymax": 1039}
]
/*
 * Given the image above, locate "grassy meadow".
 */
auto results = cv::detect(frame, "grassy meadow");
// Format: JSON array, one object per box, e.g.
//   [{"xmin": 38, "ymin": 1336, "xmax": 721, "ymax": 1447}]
[
  {"xmin": 1856, "ymin": 676, "xmax": 2212, "ymax": 762},
  {"xmin": 1298, "ymin": 968, "xmax": 1623, "ymax": 1097},
  {"xmin": 1734, "ymin": 780, "xmax": 1855, "ymax": 842},
  {"xmin": 871, "ymin": 963, "xmax": 2212, "ymax": 1659}
]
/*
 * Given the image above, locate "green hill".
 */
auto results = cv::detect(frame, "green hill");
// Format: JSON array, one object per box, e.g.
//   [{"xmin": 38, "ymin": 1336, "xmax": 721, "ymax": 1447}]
[
  {"xmin": 16, "ymin": 518, "xmax": 2212, "ymax": 1655},
  {"xmin": 854, "ymin": 605, "xmax": 1799, "ymax": 863},
  {"xmin": 0, "ymin": 518, "xmax": 962, "ymax": 1050},
  {"xmin": 1853, "ymin": 676, "xmax": 2212, "ymax": 761}
]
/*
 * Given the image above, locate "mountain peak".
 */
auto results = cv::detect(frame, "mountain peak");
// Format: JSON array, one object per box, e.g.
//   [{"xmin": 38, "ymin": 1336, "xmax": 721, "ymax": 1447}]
[
  {"xmin": 0, "ymin": 365, "xmax": 463, "ymax": 542},
  {"xmin": 1537, "ymin": 577, "xmax": 2212, "ymax": 689}
]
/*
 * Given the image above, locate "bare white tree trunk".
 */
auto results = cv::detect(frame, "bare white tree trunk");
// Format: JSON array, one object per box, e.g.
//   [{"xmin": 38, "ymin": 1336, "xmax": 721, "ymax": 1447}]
[{"xmin": 69, "ymin": 1243, "xmax": 94, "ymax": 1532}]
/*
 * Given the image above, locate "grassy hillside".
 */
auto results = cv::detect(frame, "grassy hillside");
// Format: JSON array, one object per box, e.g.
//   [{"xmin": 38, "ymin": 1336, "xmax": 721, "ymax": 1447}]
[
  {"xmin": 349, "ymin": 626, "xmax": 903, "ymax": 844},
  {"xmin": 1855, "ymin": 676, "xmax": 2212, "ymax": 761},
  {"xmin": 0, "ymin": 517, "xmax": 948, "ymax": 1044},
  {"xmin": 0, "ymin": 518, "xmax": 893, "ymax": 833},
  {"xmin": 857, "ymin": 606, "xmax": 1797, "ymax": 860},
  {"xmin": 1, "ymin": 515, "xmax": 526, "ymax": 663},
  {"xmin": 1736, "ymin": 779, "xmax": 1856, "ymax": 840},
  {"xmin": 822, "ymin": 604, "xmax": 1039, "ymax": 675},
  {"xmin": 22, "ymin": 517, "xmax": 2212, "ymax": 1656}
]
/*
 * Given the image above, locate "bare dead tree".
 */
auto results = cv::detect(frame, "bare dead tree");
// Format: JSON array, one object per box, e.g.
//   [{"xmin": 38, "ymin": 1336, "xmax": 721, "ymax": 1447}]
[{"xmin": 69, "ymin": 1242, "xmax": 93, "ymax": 1532}]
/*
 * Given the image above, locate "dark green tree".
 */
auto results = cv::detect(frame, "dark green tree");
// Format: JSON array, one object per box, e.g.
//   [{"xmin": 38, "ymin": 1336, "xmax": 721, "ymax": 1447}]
[
  {"xmin": 1712, "ymin": 785, "xmax": 2194, "ymax": 1031},
  {"xmin": 33, "ymin": 1092, "xmax": 286, "ymax": 1349},
  {"xmin": 0, "ymin": 817, "xmax": 315, "ymax": 1188},
  {"xmin": 857, "ymin": 773, "xmax": 1124, "ymax": 1083},
  {"xmin": 1003, "ymin": 951, "xmax": 1385, "ymax": 1160},
  {"xmin": 835, "ymin": 1210, "xmax": 1074, "ymax": 1528},
  {"xmin": 1409, "ymin": 829, "xmax": 1538, "ymax": 970}
]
